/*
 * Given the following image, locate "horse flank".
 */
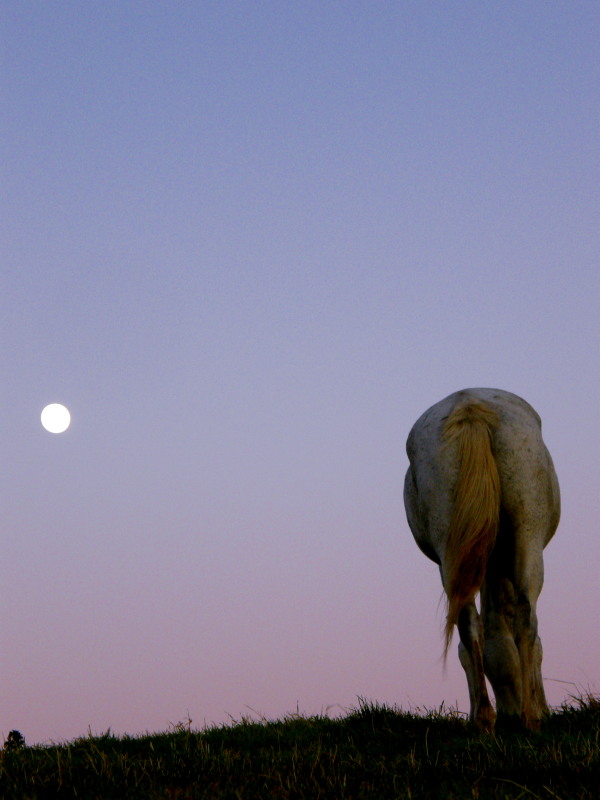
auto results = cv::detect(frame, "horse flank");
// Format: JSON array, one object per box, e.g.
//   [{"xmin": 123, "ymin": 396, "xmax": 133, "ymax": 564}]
[{"xmin": 442, "ymin": 401, "xmax": 501, "ymax": 657}]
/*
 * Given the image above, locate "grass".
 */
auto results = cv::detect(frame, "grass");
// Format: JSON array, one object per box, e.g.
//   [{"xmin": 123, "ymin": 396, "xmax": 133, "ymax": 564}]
[{"xmin": 1, "ymin": 694, "xmax": 598, "ymax": 799}]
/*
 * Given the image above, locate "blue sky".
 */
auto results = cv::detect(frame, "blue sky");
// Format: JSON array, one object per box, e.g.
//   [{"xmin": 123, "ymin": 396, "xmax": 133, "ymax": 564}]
[{"xmin": 2, "ymin": 2, "xmax": 599, "ymax": 743}]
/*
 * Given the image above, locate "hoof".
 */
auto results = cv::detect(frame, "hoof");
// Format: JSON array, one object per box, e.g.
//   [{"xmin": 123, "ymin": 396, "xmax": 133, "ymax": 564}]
[
  {"xmin": 522, "ymin": 714, "xmax": 542, "ymax": 732},
  {"xmin": 473, "ymin": 704, "xmax": 496, "ymax": 733}
]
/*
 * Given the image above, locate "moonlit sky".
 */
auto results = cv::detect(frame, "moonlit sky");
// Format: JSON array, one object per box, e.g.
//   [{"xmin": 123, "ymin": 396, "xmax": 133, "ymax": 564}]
[{"xmin": 2, "ymin": 3, "xmax": 598, "ymax": 745}]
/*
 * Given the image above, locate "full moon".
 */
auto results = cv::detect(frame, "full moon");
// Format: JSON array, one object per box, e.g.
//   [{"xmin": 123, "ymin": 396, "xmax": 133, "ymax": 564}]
[{"xmin": 41, "ymin": 403, "xmax": 71, "ymax": 434}]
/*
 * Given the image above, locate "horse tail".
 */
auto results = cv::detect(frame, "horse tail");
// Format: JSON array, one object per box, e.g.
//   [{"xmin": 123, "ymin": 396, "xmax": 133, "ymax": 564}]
[{"xmin": 442, "ymin": 400, "xmax": 501, "ymax": 658}]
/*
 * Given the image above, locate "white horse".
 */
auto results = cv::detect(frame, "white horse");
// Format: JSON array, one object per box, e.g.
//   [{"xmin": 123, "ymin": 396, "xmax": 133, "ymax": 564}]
[{"xmin": 404, "ymin": 388, "xmax": 560, "ymax": 730}]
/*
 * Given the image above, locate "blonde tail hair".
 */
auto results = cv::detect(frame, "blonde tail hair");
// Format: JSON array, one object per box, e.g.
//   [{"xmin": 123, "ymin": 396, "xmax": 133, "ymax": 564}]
[{"xmin": 442, "ymin": 400, "xmax": 501, "ymax": 657}]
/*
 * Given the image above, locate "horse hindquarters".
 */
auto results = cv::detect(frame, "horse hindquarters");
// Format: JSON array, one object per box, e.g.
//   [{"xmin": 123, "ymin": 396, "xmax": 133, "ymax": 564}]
[{"xmin": 404, "ymin": 389, "xmax": 559, "ymax": 732}]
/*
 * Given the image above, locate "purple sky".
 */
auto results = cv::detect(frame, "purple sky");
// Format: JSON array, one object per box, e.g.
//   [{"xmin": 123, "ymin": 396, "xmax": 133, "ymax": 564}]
[{"xmin": 2, "ymin": 2, "xmax": 599, "ymax": 745}]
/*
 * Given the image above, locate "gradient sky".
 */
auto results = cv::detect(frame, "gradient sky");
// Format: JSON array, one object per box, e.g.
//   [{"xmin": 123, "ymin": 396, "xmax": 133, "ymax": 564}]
[{"xmin": 2, "ymin": 2, "xmax": 598, "ymax": 745}]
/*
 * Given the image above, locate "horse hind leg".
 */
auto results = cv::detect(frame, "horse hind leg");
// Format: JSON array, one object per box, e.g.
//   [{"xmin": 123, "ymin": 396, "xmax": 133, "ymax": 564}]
[
  {"xmin": 532, "ymin": 634, "xmax": 549, "ymax": 717},
  {"xmin": 514, "ymin": 593, "xmax": 550, "ymax": 729},
  {"xmin": 482, "ymin": 553, "xmax": 549, "ymax": 730},
  {"xmin": 513, "ymin": 545, "xmax": 548, "ymax": 729},
  {"xmin": 482, "ymin": 577, "xmax": 523, "ymax": 722},
  {"xmin": 457, "ymin": 601, "xmax": 496, "ymax": 731}
]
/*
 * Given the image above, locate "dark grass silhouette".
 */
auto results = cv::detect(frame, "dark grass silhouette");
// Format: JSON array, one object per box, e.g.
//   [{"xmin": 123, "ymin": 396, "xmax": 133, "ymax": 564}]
[{"xmin": 1, "ymin": 694, "xmax": 598, "ymax": 799}]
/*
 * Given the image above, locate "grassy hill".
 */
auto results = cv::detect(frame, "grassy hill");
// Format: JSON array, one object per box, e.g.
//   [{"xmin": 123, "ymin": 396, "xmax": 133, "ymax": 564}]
[{"xmin": 1, "ymin": 695, "xmax": 598, "ymax": 799}]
